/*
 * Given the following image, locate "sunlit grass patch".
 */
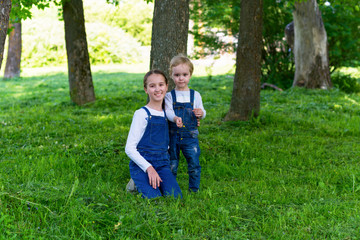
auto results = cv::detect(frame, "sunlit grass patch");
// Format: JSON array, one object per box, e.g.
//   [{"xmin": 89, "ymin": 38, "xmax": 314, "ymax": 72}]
[{"xmin": 1, "ymin": 66, "xmax": 360, "ymax": 238}]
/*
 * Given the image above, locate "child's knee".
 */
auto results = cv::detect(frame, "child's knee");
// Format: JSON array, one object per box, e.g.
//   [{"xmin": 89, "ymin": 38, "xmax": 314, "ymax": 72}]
[{"xmin": 140, "ymin": 188, "xmax": 162, "ymax": 199}]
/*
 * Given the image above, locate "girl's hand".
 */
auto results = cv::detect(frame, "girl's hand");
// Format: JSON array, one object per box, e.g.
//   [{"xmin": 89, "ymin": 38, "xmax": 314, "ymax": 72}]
[
  {"xmin": 146, "ymin": 166, "xmax": 162, "ymax": 189},
  {"xmin": 193, "ymin": 108, "xmax": 204, "ymax": 119},
  {"xmin": 174, "ymin": 116, "xmax": 183, "ymax": 128}
]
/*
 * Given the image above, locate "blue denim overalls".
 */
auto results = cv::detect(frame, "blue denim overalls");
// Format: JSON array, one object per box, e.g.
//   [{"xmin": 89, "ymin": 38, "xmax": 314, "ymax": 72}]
[
  {"xmin": 129, "ymin": 107, "xmax": 182, "ymax": 199},
  {"xmin": 168, "ymin": 89, "xmax": 201, "ymax": 192}
]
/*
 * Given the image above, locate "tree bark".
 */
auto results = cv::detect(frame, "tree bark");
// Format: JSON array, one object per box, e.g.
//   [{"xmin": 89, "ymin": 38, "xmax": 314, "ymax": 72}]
[
  {"xmin": 150, "ymin": 0, "xmax": 189, "ymax": 90},
  {"xmin": 63, "ymin": 0, "xmax": 95, "ymax": 105},
  {"xmin": 292, "ymin": 0, "xmax": 332, "ymax": 89},
  {"xmin": 0, "ymin": 0, "xmax": 11, "ymax": 71},
  {"xmin": 225, "ymin": 0, "xmax": 263, "ymax": 121},
  {"xmin": 4, "ymin": 22, "xmax": 21, "ymax": 79}
]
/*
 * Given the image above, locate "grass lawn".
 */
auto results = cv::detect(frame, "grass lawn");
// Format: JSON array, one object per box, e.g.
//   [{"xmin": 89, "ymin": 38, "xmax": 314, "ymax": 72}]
[{"xmin": 1, "ymin": 65, "xmax": 360, "ymax": 239}]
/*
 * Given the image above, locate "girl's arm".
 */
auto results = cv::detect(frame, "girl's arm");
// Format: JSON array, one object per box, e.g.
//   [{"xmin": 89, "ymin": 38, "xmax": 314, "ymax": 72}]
[
  {"xmin": 165, "ymin": 93, "xmax": 183, "ymax": 127},
  {"xmin": 146, "ymin": 166, "xmax": 162, "ymax": 189},
  {"xmin": 165, "ymin": 93, "xmax": 177, "ymax": 122},
  {"xmin": 125, "ymin": 109, "xmax": 152, "ymax": 172}
]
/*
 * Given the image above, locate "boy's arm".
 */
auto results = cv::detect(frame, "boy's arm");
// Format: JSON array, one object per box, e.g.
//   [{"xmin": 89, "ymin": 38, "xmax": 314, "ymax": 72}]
[{"xmin": 193, "ymin": 91, "xmax": 206, "ymax": 119}]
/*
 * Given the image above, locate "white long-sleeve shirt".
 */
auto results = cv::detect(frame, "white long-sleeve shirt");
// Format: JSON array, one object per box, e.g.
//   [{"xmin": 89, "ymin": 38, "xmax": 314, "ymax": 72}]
[
  {"xmin": 125, "ymin": 107, "xmax": 165, "ymax": 172},
  {"xmin": 165, "ymin": 90, "xmax": 206, "ymax": 122}
]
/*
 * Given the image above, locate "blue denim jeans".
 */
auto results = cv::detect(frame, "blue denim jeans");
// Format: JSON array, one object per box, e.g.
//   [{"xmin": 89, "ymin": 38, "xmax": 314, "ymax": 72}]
[
  {"xmin": 130, "ymin": 158, "xmax": 182, "ymax": 199},
  {"xmin": 169, "ymin": 132, "xmax": 201, "ymax": 192}
]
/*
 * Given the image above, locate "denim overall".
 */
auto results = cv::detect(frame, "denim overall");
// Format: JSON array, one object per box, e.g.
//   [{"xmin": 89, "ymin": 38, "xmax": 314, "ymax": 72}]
[
  {"xmin": 169, "ymin": 89, "xmax": 201, "ymax": 192},
  {"xmin": 129, "ymin": 107, "xmax": 182, "ymax": 199}
]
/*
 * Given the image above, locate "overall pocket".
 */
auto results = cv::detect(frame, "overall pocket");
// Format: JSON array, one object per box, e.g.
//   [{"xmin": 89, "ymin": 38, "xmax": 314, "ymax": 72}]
[{"xmin": 189, "ymin": 129, "xmax": 199, "ymax": 139}]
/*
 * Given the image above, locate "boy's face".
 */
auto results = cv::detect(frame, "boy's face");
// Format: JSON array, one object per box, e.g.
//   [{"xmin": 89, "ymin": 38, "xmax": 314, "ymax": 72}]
[{"xmin": 171, "ymin": 63, "xmax": 191, "ymax": 91}]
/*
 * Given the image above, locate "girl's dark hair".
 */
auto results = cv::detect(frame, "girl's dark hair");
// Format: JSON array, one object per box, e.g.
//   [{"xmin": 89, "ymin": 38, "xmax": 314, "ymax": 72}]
[
  {"xmin": 143, "ymin": 69, "xmax": 168, "ymax": 109},
  {"xmin": 143, "ymin": 69, "xmax": 168, "ymax": 88}
]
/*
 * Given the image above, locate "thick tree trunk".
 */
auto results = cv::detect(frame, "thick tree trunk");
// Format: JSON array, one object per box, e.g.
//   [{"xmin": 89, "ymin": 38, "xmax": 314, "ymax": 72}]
[
  {"xmin": 63, "ymin": 0, "xmax": 95, "ymax": 105},
  {"xmin": 150, "ymin": 0, "xmax": 189, "ymax": 90},
  {"xmin": 0, "ymin": 0, "xmax": 11, "ymax": 71},
  {"xmin": 4, "ymin": 22, "xmax": 21, "ymax": 79},
  {"xmin": 225, "ymin": 0, "xmax": 263, "ymax": 121},
  {"xmin": 292, "ymin": 0, "xmax": 332, "ymax": 89}
]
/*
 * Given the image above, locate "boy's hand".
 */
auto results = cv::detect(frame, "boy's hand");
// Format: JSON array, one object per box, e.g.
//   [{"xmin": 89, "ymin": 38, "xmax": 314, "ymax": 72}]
[
  {"xmin": 174, "ymin": 116, "xmax": 183, "ymax": 128},
  {"xmin": 193, "ymin": 108, "xmax": 204, "ymax": 119},
  {"xmin": 197, "ymin": 118, "xmax": 201, "ymax": 127},
  {"xmin": 146, "ymin": 166, "xmax": 162, "ymax": 189}
]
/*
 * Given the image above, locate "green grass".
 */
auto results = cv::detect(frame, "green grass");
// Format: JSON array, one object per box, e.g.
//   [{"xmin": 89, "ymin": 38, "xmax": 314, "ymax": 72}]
[{"xmin": 1, "ymin": 66, "xmax": 360, "ymax": 239}]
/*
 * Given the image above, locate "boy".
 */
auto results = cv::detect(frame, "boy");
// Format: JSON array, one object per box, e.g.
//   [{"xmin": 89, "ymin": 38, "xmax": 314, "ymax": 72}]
[{"xmin": 165, "ymin": 54, "xmax": 206, "ymax": 192}]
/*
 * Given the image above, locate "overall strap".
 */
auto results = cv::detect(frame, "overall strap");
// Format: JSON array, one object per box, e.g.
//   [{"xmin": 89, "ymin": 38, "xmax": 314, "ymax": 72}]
[
  {"xmin": 190, "ymin": 89, "xmax": 195, "ymax": 107},
  {"xmin": 141, "ymin": 106, "xmax": 151, "ymax": 120},
  {"xmin": 171, "ymin": 89, "xmax": 177, "ymax": 104}
]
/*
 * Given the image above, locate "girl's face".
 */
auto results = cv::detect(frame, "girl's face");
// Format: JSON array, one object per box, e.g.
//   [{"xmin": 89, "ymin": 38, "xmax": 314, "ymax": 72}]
[
  {"xmin": 171, "ymin": 63, "xmax": 191, "ymax": 91},
  {"xmin": 144, "ymin": 73, "xmax": 168, "ymax": 103}
]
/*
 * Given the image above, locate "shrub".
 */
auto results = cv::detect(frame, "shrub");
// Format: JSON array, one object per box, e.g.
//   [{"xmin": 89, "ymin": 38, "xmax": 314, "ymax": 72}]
[
  {"xmin": 86, "ymin": 22, "xmax": 142, "ymax": 65},
  {"xmin": 331, "ymin": 73, "xmax": 360, "ymax": 93},
  {"xmin": 83, "ymin": 0, "xmax": 153, "ymax": 46},
  {"xmin": 21, "ymin": 10, "xmax": 143, "ymax": 67}
]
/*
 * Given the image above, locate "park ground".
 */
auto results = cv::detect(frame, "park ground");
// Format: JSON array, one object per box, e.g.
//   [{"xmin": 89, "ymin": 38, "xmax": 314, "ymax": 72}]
[{"xmin": 1, "ymin": 62, "xmax": 360, "ymax": 238}]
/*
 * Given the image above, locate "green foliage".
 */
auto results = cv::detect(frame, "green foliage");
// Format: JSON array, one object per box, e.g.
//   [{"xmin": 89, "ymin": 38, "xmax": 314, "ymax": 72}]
[
  {"xmin": 84, "ymin": 0, "xmax": 154, "ymax": 46},
  {"xmin": 10, "ymin": 0, "xmax": 50, "ymax": 22},
  {"xmin": 320, "ymin": 1, "xmax": 360, "ymax": 71},
  {"xmin": 262, "ymin": 0, "xmax": 294, "ymax": 89},
  {"xmin": 1, "ymin": 66, "xmax": 360, "ymax": 238},
  {"xmin": 331, "ymin": 73, "xmax": 360, "ymax": 93},
  {"xmin": 86, "ymin": 23, "xmax": 143, "ymax": 65},
  {"xmin": 190, "ymin": 0, "xmax": 360, "ymax": 90},
  {"xmin": 21, "ymin": 5, "xmax": 143, "ymax": 67},
  {"xmin": 190, "ymin": 0, "xmax": 295, "ymax": 88},
  {"xmin": 190, "ymin": 0, "xmax": 240, "ymax": 58}
]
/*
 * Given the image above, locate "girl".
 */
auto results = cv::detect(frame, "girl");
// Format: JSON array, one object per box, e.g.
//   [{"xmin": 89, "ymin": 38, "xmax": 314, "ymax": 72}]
[{"xmin": 125, "ymin": 70, "xmax": 182, "ymax": 199}]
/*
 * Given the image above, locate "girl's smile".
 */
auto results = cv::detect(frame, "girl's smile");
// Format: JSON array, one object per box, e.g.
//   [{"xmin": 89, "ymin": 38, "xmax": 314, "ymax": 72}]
[{"xmin": 144, "ymin": 73, "xmax": 168, "ymax": 108}]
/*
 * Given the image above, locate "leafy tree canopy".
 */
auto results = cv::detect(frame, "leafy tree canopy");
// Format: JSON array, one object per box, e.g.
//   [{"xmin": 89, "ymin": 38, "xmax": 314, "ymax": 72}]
[
  {"xmin": 191, "ymin": 0, "xmax": 359, "ymax": 88},
  {"xmin": 10, "ymin": 0, "xmax": 54, "ymax": 22}
]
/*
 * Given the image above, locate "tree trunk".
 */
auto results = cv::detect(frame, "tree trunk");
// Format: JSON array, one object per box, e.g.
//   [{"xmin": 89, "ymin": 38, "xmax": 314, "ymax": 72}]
[
  {"xmin": 63, "ymin": 0, "xmax": 95, "ymax": 105},
  {"xmin": 225, "ymin": 0, "xmax": 263, "ymax": 121},
  {"xmin": 150, "ymin": 0, "xmax": 189, "ymax": 90},
  {"xmin": 0, "ymin": 0, "xmax": 11, "ymax": 71},
  {"xmin": 292, "ymin": 0, "xmax": 332, "ymax": 89},
  {"xmin": 4, "ymin": 22, "xmax": 21, "ymax": 79}
]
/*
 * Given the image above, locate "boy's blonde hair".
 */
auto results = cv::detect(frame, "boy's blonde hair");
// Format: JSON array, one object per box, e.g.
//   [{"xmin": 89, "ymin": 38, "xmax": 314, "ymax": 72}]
[{"xmin": 169, "ymin": 54, "xmax": 194, "ymax": 76}]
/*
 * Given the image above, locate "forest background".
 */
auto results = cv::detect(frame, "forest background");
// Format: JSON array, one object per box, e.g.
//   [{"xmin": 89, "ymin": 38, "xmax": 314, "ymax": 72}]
[
  {"xmin": 1, "ymin": 0, "xmax": 360, "ymax": 239},
  {"xmin": 3, "ymin": 0, "xmax": 359, "ymax": 90}
]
